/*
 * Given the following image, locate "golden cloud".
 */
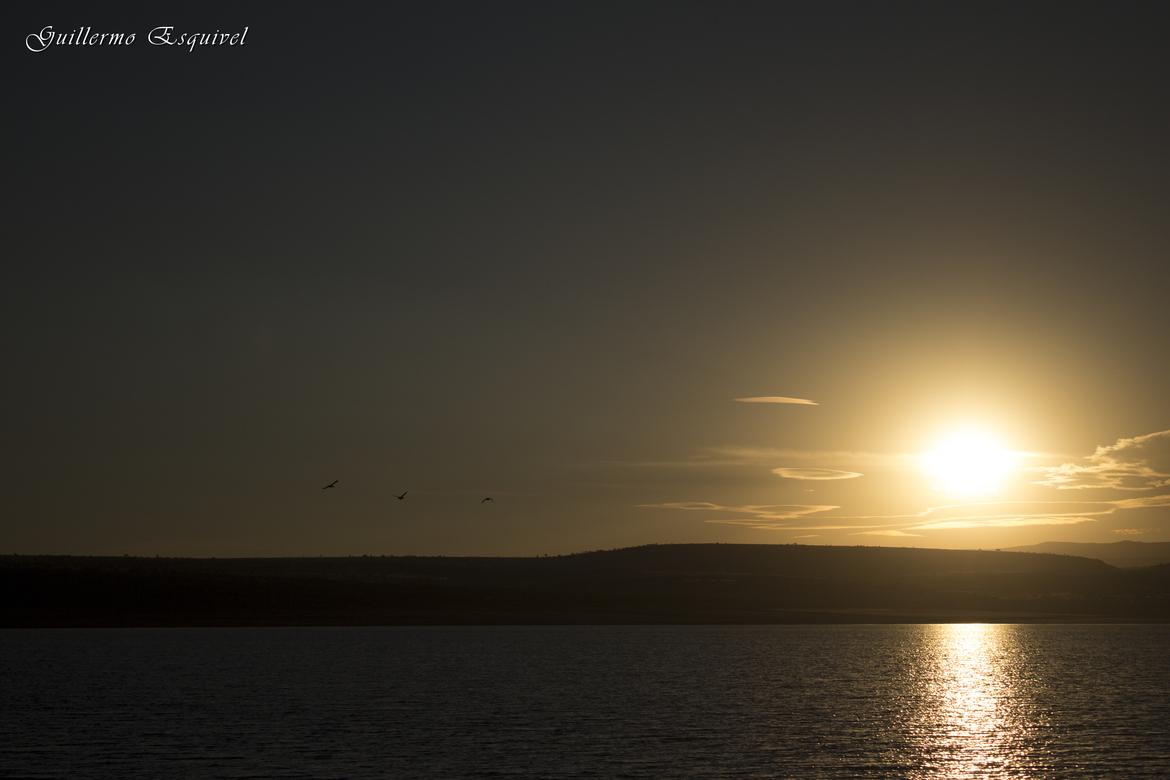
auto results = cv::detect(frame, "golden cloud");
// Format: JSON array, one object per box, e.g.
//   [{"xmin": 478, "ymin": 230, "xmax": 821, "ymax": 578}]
[
  {"xmin": 772, "ymin": 467, "xmax": 863, "ymax": 481},
  {"xmin": 734, "ymin": 396, "xmax": 818, "ymax": 405}
]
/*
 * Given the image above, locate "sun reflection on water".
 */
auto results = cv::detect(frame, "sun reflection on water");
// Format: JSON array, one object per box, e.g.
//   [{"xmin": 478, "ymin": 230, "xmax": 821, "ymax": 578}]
[{"xmin": 910, "ymin": 624, "xmax": 1037, "ymax": 778}]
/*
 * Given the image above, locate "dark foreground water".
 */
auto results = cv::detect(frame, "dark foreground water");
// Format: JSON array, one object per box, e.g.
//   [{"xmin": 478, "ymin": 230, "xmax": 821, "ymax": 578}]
[{"xmin": 3, "ymin": 624, "xmax": 1170, "ymax": 778}]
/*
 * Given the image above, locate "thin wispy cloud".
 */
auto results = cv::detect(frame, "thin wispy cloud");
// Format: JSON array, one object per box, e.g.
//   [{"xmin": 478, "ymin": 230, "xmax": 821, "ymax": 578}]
[
  {"xmin": 642, "ymin": 494, "xmax": 1170, "ymax": 534},
  {"xmin": 902, "ymin": 495, "xmax": 1170, "ymax": 530},
  {"xmin": 636, "ymin": 428, "xmax": 1170, "ymax": 537},
  {"xmin": 705, "ymin": 446, "xmax": 909, "ymax": 470},
  {"xmin": 1113, "ymin": 493, "xmax": 1170, "ymax": 510},
  {"xmin": 734, "ymin": 396, "xmax": 818, "ymax": 406},
  {"xmin": 839, "ymin": 499, "xmax": 1119, "ymax": 531},
  {"xmin": 911, "ymin": 515, "xmax": 1097, "ymax": 530},
  {"xmin": 606, "ymin": 446, "xmax": 901, "ymax": 470},
  {"xmin": 772, "ymin": 467, "xmax": 863, "ymax": 481},
  {"xmin": 1035, "ymin": 429, "xmax": 1170, "ymax": 491},
  {"xmin": 638, "ymin": 502, "xmax": 905, "ymax": 532},
  {"xmin": 638, "ymin": 502, "xmax": 838, "ymax": 522}
]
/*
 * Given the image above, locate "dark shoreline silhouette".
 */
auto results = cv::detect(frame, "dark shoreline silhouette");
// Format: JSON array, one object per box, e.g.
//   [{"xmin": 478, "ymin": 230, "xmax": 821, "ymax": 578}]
[
  {"xmin": 1005, "ymin": 540, "xmax": 1170, "ymax": 568},
  {"xmin": 5, "ymin": 544, "xmax": 1170, "ymax": 627}
]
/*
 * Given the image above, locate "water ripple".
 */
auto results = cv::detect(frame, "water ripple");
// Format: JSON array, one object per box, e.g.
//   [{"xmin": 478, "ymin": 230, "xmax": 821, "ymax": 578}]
[{"xmin": 2, "ymin": 624, "xmax": 1169, "ymax": 778}]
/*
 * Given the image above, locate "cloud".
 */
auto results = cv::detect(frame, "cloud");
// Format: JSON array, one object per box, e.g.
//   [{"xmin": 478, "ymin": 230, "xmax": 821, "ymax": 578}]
[
  {"xmin": 705, "ymin": 446, "xmax": 907, "ymax": 471},
  {"xmin": 642, "ymin": 494, "xmax": 1165, "ymax": 535},
  {"xmin": 607, "ymin": 446, "xmax": 900, "ymax": 471},
  {"xmin": 772, "ymin": 467, "xmax": 863, "ymax": 481},
  {"xmin": 642, "ymin": 470, "xmax": 1170, "ymax": 535},
  {"xmin": 910, "ymin": 515, "xmax": 1097, "ymax": 530},
  {"xmin": 638, "ymin": 501, "xmax": 903, "ymax": 532},
  {"xmin": 1112, "ymin": 493, "xmax": 1170, "ymax": 510},
  {"xmin": 844, "ymin": 500, "xmax": 1115, "ymax": 531},
  {"xmin": 1035, "ymin": 429, "xmax": 1170, "ymax": 491},
  {"xmin": 638, "ymin": 501, "xmax": 838, "ymax": 522},
  {"xmin": 850, "ymin": 494, "xmax": 1170, "ymax": 531},
  {"xmin": 734, "ymin": 396, "xmax": 818, "ymax": 406},
  {"xmin": 745, "ymin": 523, "xmax": 903, "ymax": 531},
  {"xmin": 835, "ymin": 500, "xmax": 1111, "ymax": 523},
  {"xmin": 1113, "ymin": 528, "xmax": 1146, "ymax": 537},
  {"xmin": 638, "ymin": 501, "xmax": 909, "ymax": 532}
]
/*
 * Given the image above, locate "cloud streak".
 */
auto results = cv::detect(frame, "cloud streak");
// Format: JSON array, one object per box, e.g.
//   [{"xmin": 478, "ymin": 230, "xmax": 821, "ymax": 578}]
[
  {"xmin": 1035, "ymin": 429, "xmax": 1170, "ymax": 491},
  {"xmin": 639, "ymin": 501, "xmax": 838, "ymax": 522},
  {"xmin": 734, "ymin": 396, "xmax": 818, "ymax": 406},
  {"xmin": 637, "ymin": 501, "xmax": 904, "ymax": 532},
  {"xmin": 606, "ymin": 446, "xmax": 901, "ymax": 471},
  {"xmin": 1113, "ymin": 493, "xmax": 1170, "ymax": 510},
  {"xmin": 772, "ymin": 467, "xmax": 863, "ymax": 481},
  {"xmin": 829, "ymin": 500, "xmax": 1116, "ymax": 531},
  {"xmin": 910, "ymin": 515, "xmax": 1097, "ymax": 530},
  {"xmin": 643, "ymin": 494, "xmax": 1170, "ymax": 534},
  {"xmin": 637, "ymin": 428, "xmax": 1170, "ymax": 537}
]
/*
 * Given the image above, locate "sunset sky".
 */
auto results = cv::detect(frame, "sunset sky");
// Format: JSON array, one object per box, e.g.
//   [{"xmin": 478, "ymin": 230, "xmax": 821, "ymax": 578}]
[{"xmin": 7, "ymin": 3, "xmax": 1169, "ymax": 555}]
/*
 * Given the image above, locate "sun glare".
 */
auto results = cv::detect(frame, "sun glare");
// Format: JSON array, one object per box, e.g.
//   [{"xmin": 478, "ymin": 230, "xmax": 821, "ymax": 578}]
[{"xmin": 920, "ymin": 427, "xmax": 1017, "ymax": 499}]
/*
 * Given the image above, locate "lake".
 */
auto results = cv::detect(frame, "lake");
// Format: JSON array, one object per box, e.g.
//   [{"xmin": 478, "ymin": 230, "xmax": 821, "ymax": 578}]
[{"xmin": 3, "ymin": 624, "xmax": 1169, "ymax": 778}]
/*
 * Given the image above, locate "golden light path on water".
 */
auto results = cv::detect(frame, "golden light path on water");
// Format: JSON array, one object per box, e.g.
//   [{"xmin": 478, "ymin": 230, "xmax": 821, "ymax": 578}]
[{"xmin": 910, "ymin": 624, "xmax": 1042, "ymax": 779}]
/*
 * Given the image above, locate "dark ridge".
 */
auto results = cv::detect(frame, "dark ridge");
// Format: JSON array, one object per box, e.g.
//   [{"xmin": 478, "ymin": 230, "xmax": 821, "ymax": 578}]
[
  {"xmin": 3, "ymin": 544, "xmax": 1168, "ymax": 627},
  {"xmin": 1005, "ymin": 540, "xmax": 1170, "ymax": 569}
]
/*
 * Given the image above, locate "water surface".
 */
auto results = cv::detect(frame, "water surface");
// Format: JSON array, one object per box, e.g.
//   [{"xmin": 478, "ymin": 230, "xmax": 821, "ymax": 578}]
[{"xmin": 3, "ymin": 624, "xmax": 1169, "ymax": 778}]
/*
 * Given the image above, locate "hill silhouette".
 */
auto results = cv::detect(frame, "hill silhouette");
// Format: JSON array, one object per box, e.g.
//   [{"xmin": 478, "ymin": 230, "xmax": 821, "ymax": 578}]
[
  {"xmin": 1005, "ymin": 540, "xmax": 1170, "ymax": 568},
  {"xmin": 4, "ymin": 544, "xmax": 1170, "ymax": 627}
]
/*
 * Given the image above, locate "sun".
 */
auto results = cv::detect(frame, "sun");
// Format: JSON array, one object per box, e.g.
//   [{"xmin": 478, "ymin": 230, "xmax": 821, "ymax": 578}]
[{"xmin": 920, "ymin": 427, "xmax": 1017, "ymax": 499}]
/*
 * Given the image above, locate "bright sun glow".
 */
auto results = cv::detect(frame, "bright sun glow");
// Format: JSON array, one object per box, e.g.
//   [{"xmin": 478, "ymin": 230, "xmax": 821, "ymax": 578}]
[{"xmin": 920, "ymin": 428, "xmax": 1017, "ymax": 498}]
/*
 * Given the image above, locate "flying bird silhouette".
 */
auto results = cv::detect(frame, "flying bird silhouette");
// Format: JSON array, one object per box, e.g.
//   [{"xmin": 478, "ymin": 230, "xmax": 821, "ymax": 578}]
[
  {"xmin": 322, "ymin": 480, "xmax": 338, "ymax": 490},
  {"xmin": 481, "ymin": 497, "xmax": 493, "ymax": 503},
  {"xmin": 395, "ymin": 491, "xmax": 408, "ymax": 500}
]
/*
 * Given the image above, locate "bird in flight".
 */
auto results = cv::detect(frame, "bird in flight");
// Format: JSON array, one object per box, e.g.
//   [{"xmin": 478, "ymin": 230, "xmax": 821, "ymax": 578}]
[
  {"xmin": 395, "ymin": 491, "xmax": 408, "ymax": 500},
  {"xmin": 481, "ymin": 497, "xmax": 493, "ymax": 503},
  {"xmin": 322, "ymin": 480, "xmax": 338, "ymax": 490}
]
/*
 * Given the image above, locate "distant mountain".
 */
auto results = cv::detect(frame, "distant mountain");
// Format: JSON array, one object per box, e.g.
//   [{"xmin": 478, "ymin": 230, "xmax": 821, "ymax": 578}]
[
  {"xmin": 7, "ymin": 543, "xmax": 1170, "ymax": 626},
  {"xmin": 1005, "ymin": 540, "xmax": 1170, "ymax": 568}
]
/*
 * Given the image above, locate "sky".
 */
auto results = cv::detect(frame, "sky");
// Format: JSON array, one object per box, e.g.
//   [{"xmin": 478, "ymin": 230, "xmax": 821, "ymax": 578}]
[{"xmin": 6, "ymin": 2, "xmax": 1169, "ymax": 556}]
